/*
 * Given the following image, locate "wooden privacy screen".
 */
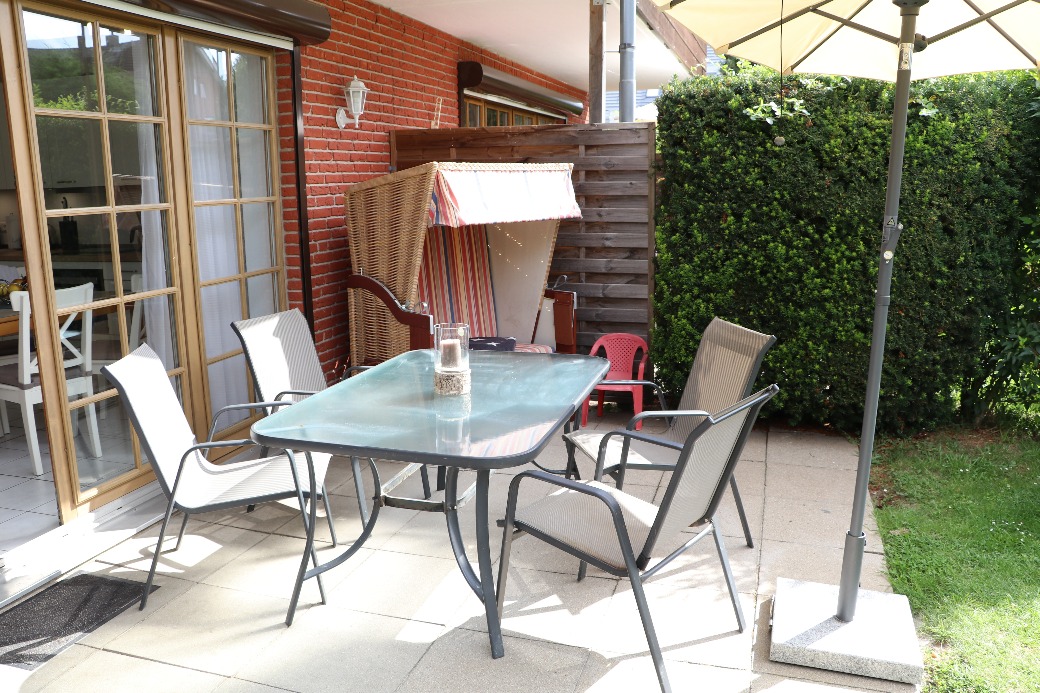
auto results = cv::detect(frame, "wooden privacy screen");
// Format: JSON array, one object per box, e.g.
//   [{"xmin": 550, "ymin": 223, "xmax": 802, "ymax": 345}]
[{"xmin": 391, "ymin": 122, "xmax": 655, "ymax": 350}]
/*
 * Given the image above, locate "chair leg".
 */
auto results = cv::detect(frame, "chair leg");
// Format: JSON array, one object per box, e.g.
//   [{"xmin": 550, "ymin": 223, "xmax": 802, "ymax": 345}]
[
  {"xmin": 633, "ymin": 388, "xmax": 644, "ymax": 432},
  {"xmin": 596, "ymin": 391, "xmax": 606, "ymax": 418},
  {"xmin": 711, "ymin": 518, "xmax": 746, "ymax": 633},
  {"xmin": 420, "ymin": 464, "xmax": 432, "ymax": 499},
  {"xmin": 84, "ymin": 400, "xmax": 103, "ymax": 458},
  {"xmin": 729, "ymin": 477, "xmax": 754, "ymax": 548},
  {"xmin": 0, "ymin": 401, "xmax": 9, "ymax": 435},
  {"xmin": 174, "ymin": 512, "xmax": 190, "ymax": 551},
  {"xmin": 581, "ymin": 397, "xmax": 591, "ymax": 427},
  {"xmin": 321, "ymin": 485, "xmax": 338, "ymax": 547},
  {"xmin": 628, "ymin": 570, "xmax": 671, "ymax": 693},
  {"xmin": 142, "ymin": 496, "xmax": 177, "ymax": 610},
  {"xmin": 20, "ymin": 403, "xmax": 44, "ymax": 476},
  {"xmin": 351, "ymin": 456, "xmax": 369, "ymax": 524}
]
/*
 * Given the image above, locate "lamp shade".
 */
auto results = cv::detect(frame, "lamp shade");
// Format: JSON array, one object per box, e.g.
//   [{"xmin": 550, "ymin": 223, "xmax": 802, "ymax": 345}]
[{"xmin": 345, "ymin": 75, "xmax": 369, "ymax": 128}]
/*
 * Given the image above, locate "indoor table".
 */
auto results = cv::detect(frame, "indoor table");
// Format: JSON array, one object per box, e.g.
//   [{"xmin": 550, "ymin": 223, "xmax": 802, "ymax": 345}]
[{"xmin": 250, "ymin": 348, "xmax": 608, "ymax": 657}]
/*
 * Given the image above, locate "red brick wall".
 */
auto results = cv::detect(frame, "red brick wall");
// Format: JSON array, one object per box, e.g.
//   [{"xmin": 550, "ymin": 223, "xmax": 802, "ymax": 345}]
[{"xmin": 276, "ymin": 0, "xmax": 588, "ymax": 373}]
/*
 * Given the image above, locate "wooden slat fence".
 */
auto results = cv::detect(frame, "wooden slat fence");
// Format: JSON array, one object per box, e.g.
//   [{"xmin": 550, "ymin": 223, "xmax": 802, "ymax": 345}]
[{"xmin": 391, "ymin": 122, "xmax": 655, "ymax": 350}]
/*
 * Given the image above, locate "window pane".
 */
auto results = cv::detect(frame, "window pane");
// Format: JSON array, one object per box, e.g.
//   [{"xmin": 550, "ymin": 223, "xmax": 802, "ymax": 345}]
[
  {"xmin": 232, "ymin": 52, "xmax": 267, "ymax": 124},
  {"xmin": 47, "ymin": 213, "xmax": 115, "ymax": 298},
  {"xmin": 189, "ymin": 125, "xmax": 233, "ymax": 200},
  {"xmin": 207, "ymin": 354, "xmax": 250, "ymax": 429},
  {"xmin": 201, "ymin": 281, "xmax": 242, "ymax": 358},
  {"xmin": 236, "ymin": 129, "xmax": 270, "ymax": 198},
  {"xmin": 242, "ymin": 203, "xmax": 273, "ymax": 271},
  {"xmin": 23, "ymin": 11, "xmax": 99, "ymax": 112},
  {"xmin": 110, "ymin": 121, "xmax": 164, "ymax": 205},
  {"xmin": 466, "ymin": 102, "xmax": 480, "ymax": 127},
  {"xmin": 195, "ymin": 205, "xmax": 238, "ymax": 282},
  {"xmin": 129, "ymin": 210, "xmax": 172, "ymax": 293},
  {"xmin": 246, "ymin": 273, "xmax": 276, "ymax": 317},
  {"xmin": 72, "ymin": 396, "xmax": 135, "ymax": 490},
  {"xmin": 184, "ymin": 43, "xmax": 228, "ymax": 121},
  {"xmin": 119, "ymin": 292, "xmax": 178, "ymax": 368},
  {"xmin": 37, "ymin": 116, "xmax": 107, "ymax": 209},
  {"xmin": 100, "ymin": 26, "xmax": 158, "ymax": 116}
]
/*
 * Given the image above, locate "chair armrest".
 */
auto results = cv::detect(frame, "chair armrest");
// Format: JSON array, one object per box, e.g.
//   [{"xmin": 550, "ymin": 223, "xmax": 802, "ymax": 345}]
[
  {"xmin": 209, "ymin": 401, "xmax": 292, "ymax": 440},
  {"xmin": 592, "ymin": 427, "xmax": 690, "ymax": 479},
  {"xmin": 625, "ymin": 409, "xmax": 711, "ymax": 431},
  {"xmin": 593, "ymin": 379, "xmax": 669, "ymax": 413},
  {"xmin": 506, "ymin": 470, "xmax": 640, "ymax": 559},
  {"xmin": 276, "ymin": 389, "xmax": 317, "ymax": 401}
]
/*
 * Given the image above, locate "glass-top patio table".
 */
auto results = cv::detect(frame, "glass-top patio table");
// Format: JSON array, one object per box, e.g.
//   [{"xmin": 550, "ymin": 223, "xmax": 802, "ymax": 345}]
[{"xmin": 251, "ymin": 349, "xmax": 608, "ymax": 657}]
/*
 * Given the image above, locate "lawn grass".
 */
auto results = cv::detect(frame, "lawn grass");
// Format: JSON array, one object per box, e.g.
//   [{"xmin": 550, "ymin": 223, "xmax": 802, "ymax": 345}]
[{"xmin": 872, "ymin": 431, "xmax": 1040, "ymax": 692}]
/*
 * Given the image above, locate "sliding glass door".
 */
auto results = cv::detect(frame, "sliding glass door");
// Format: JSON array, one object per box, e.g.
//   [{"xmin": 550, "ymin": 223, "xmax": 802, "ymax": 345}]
[{"xmin": 0, "ymin": 0, "xmax": 285, "ymax": 523}]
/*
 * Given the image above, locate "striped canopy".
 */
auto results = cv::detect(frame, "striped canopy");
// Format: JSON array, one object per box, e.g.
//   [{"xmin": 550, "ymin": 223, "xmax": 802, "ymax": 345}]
[{"xmin": 428, "ymin": 162, "xmax": 581, "ymax": 227}]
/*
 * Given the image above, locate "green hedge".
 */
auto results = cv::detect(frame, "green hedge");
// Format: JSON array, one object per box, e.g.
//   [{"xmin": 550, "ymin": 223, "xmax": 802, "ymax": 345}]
[{"xmin": 654, "ymin": 67, "xmax": 1040, "ymax": 433}]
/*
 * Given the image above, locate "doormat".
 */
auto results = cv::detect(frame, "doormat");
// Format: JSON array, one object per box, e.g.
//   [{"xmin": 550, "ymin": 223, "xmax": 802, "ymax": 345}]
[{"xmin": 0, "ymin": 573, "xmax": 156, "ymax": 670}]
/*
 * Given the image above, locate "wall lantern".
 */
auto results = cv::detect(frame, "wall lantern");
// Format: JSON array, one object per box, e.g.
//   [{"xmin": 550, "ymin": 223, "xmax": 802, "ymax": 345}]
[{"xmin": 337, "ymin": 75, "xmax": 369, "ymax": 129}]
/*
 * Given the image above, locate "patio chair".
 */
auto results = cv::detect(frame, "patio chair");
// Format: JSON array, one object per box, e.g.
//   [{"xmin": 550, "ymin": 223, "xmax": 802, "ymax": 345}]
[
  {"xmin": 581, "ymin": 332, "xmax": 649, "ymax": 430},
  {"xmin": 564, "ymin": 318, "xmax": 776, "ymax": 548},
  {"xmin": 498, "ymin": 385, "xmax": 779, "ymax": 693},
  {"xmin": 102, "ymin": 343, "xmax": 330, "ymax": 617},
  {"xmin": 232, "ymin": 308, "xmax": 432, "ymax": 526}
]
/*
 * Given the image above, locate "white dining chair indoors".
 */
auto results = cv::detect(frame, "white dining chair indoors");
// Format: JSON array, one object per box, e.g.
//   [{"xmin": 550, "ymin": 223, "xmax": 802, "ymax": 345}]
[{"xmin": 0, "ymin": 283, "xmax": 102, "ymax": 475}]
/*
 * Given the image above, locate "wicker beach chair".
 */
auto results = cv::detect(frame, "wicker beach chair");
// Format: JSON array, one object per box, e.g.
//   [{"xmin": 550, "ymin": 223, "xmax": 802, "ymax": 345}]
[{"xmin": 344, "ymin": 162, "xmax": 581, "ymax": 367}]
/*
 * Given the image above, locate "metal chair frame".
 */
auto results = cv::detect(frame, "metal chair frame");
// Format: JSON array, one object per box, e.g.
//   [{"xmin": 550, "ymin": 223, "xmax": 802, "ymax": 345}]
[{"xmin": 499, "ymin": 385, "xmax": 778, "ymax": 693}]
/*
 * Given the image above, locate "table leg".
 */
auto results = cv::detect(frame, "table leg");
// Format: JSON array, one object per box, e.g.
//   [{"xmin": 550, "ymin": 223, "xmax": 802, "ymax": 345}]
[
  {"xmin": 287, "ymin": 453, "xmax": 383, "ymax": 625},
  {"xmin": 444, "ymin": 467, "xmax": 504, "ymax": 658}
]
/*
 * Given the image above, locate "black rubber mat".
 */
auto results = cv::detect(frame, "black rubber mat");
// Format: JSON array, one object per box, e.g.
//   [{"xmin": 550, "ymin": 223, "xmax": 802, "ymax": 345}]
[{"xmin": 0, "ymin": 573, "xmax": 155, "ymax": 670}]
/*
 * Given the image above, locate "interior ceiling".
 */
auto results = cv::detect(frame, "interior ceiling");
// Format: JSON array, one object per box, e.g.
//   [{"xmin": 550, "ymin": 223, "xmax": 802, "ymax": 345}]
[{"xmin": 369, "ymin": 0, "xmax": 688, "ymax": 92}]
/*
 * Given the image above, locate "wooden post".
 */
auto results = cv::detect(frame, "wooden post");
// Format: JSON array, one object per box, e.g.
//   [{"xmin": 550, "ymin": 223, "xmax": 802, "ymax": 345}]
[{"xmin": 589, "ymin": 0, "xmax": 605, "ymax": 123}]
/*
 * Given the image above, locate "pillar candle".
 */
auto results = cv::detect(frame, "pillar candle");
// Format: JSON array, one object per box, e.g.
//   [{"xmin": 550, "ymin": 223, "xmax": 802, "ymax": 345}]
[{"xmin": 440, "ymin": 338, "xmax": 462, "ymax": 369}]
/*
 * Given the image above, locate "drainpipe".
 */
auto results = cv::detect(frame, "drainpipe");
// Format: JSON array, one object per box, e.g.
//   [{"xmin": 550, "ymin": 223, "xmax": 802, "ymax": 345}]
[
  {"xmin": 619, "ymin": 0, "xmax": 636, "ymax": 122},
  {"xmin": 291, "ymin": 43, "xmax": 315, "ymax": 332}
]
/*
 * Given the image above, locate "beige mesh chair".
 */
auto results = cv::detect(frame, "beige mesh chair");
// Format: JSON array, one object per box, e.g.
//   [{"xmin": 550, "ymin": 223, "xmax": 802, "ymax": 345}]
[
  {"xmin": 103, "ymin": 344, "xmax": 330, "ymax": 622},
  {"xmin": 564, "ymin": 318, "xmax": 776, "ymax": 548},
  {"xmin": 498, "ymin": 385, "xmax": 778, "ymax": 693},
  {"xmin": 232, "ymin": 309, "xmax": 432, "ymax": 527}
]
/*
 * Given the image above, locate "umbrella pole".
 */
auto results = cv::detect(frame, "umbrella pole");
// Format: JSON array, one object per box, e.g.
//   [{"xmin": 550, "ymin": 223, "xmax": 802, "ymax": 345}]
[{"xmin": 836, "ymin": 0, "xmax": 925, "ymax": 622}]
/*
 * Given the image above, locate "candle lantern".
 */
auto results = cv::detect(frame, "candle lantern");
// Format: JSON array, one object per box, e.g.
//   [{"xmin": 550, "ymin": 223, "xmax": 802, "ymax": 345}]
[{"xmin": 434, "ymin": 323, "xmax": 471, "ymax": 395}]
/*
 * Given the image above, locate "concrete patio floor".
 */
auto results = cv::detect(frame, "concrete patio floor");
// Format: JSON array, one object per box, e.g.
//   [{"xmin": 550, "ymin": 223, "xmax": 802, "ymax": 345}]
[{"xmin": 2, "ymin": 412, "xmax": 922, "ymax": 692}]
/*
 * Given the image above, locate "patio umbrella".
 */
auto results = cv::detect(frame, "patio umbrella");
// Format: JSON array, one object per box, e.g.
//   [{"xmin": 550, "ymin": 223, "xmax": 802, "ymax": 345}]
[{"xmin": 657, "ymin": 0, "xmax": 1040, "ymax": 622}]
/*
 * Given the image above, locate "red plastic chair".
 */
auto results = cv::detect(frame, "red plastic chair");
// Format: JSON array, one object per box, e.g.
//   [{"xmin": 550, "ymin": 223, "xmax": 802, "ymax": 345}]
[{"xmin": 582, "ymin": 333, "xmax": 649, "ymax": 430}]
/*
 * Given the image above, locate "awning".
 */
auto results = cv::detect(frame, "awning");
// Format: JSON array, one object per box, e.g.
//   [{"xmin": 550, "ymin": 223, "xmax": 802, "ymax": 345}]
[
  {"xmin": 428, "ymin": 163, "xmax": 582, "ymax": 227},
  {"xmin": 458, "ymin": 61, "xmax": 585, "ymax": 117},
  {"xmin": 106, "ymin": 0, "xmax": 331, "ymax": 46}
]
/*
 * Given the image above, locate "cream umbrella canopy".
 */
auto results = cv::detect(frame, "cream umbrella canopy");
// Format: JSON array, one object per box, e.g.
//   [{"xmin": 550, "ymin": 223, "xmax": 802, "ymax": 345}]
[{"xmin": 658, "ymin": 0, "xmax": 1040, "ymax": 624}]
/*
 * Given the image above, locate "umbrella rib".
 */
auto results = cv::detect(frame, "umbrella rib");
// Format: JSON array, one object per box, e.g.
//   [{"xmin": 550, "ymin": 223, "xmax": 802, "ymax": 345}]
[
  {"xmin": 955, "ymin": 0, "xmax": 1037, "ymax": 64},
  {"xmin": 789, "ymin": 0, "xmax": 878, "ymax": 73},
  {"xmin": 712, "ymin": 0, "xmax": 839, "ymax": 52},
  {"xmin": 810, "ymin": 8, "xmax": 898, "ymax": 44},
  {"xmin": 927, "ymin": 0, "xmax": 1031, "ymax": 43}
]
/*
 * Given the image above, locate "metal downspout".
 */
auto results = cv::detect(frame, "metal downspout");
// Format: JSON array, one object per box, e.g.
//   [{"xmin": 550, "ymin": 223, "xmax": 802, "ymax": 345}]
[
  {"xmin": 619, "ymin": 0, "xmax": 636, "ymax": 122},
  {"xmin": 291, "ymin": 43, "xmax": 315, "ymax": 332}
]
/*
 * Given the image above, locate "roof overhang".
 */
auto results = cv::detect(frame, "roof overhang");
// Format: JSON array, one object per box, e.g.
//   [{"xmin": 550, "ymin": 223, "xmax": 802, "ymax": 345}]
[{"xmin": 369, "ymin": 0, "xmax": 697, "ymax": 92}]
